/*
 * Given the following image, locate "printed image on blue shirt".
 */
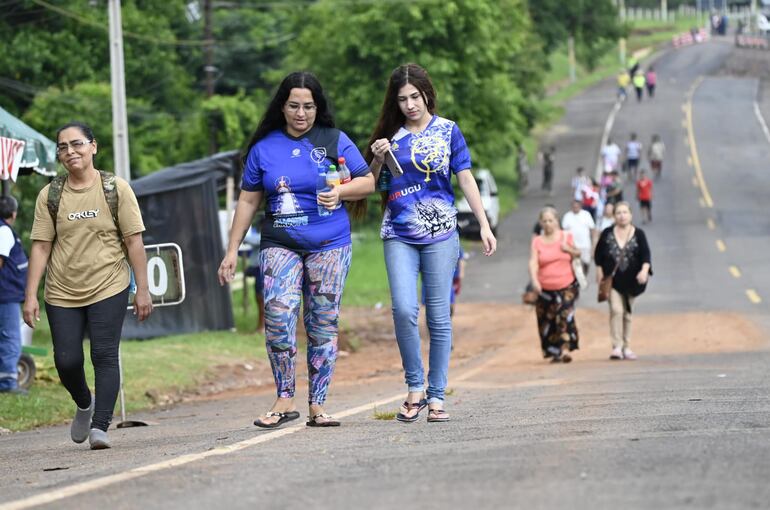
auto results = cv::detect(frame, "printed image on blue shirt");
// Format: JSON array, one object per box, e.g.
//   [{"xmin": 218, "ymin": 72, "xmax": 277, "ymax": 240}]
[
  {"xmin": 242, "ymin": 126, "xmax": 369, "ymax": 253},
  {"xmin": 381, "ymin": 115, "xmax": 472, "ymax": 244}
]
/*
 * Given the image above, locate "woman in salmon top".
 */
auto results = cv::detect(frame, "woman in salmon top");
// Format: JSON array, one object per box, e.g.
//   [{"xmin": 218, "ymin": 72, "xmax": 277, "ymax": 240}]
[{"xmin": 528, "ymin": 206, "xmax": 582, "ymax": 363}]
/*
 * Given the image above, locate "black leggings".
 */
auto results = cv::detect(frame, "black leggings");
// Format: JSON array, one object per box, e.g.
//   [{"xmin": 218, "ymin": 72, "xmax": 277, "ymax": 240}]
[{"xmin": 46, "ymin": 287, "xmax": 129, "ymax": 432}]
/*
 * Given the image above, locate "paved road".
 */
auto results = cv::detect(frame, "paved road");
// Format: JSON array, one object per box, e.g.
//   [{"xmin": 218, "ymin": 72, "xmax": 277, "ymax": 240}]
[{"xmin": 2, "ymin": 40, "xmax": 770, "ymax": 510}]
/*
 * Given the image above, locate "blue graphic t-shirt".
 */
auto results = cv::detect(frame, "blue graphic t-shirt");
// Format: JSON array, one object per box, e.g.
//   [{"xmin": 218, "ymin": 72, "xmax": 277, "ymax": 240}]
[
  {"xmin": 242, "ymin": 126, "xmax": 368, "ymax": 253},
  {"xmin": 380, "ymin": 115, "xmax": 472, "ymax": 243}
]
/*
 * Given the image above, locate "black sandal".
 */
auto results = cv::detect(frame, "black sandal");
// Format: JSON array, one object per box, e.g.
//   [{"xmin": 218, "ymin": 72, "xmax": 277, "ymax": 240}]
[
  {"xmin": 396, "ymin": 399, "xmax": 427, "ymax": 423},
  {"xmin": 253, "ymin": 410, "xmax": 300, "ymax": 429},
  {"xmin": 306, "ymin": 413, "xmax": 340, "ymax": 427}
]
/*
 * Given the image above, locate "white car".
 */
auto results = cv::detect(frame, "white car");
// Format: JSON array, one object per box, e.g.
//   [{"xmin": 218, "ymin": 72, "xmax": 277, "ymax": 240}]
[{"xmin": 455, "ymin": 168, "xmax": 500, "ymax": 236}]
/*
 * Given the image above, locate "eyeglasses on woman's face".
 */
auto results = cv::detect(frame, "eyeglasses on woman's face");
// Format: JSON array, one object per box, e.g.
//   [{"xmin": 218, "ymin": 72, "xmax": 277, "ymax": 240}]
[
  {"xmin": 284, "ymin": 102, "xmax": 316, "ymax": 114},
  {"xmin": 56, "ymin": 139, "xmax": 93, "ymax": 154}
]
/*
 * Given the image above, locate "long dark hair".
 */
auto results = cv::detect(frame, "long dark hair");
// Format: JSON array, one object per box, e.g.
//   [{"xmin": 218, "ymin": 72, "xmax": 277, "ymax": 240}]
[
  {"xmin": 242, "ymin": 72, "xmax": 334, "ymax": 164},
  {"xmin": 365, "ymin": 63, "xmax": 437, "ymax": 163},
  {"xmin": 366, "ymin": 63, "xmax": 437, "ymax": 208}
]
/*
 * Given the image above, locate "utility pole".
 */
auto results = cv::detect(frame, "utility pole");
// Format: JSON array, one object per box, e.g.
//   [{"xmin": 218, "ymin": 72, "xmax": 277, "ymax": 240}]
[
  {"xmin": 567, "ymin": 35, "xmax": 576, "ymax": 83},
  {"xmin": 661, "ymin": 0, "xmax": 668, "ymax": 22},
  {"xmin": 203, "ymin": 0, "xmax": 218, "ymax": 155},
  {"xmin": 108, "ymin": 0, "xmax": 131, "ymax": 181},
  {"xmin": 618, "ymin": 0, "xmax": 626, "ymax": 67}
]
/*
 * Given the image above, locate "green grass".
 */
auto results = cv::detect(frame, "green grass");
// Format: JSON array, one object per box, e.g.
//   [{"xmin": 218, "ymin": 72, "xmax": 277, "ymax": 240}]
[
  {"xmin": 373, "ymin": 407, "xmax": 397, "ymax": 421},
  {"xmin": 346, "ymin": 226, "xmax": 390, "ymax": 307}
]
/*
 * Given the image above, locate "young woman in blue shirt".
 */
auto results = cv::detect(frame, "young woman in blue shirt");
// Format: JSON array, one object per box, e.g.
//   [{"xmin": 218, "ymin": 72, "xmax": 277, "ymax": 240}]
[{"xmin": 367, "ymin": 64, "xmax": 496, "ymax": 423}]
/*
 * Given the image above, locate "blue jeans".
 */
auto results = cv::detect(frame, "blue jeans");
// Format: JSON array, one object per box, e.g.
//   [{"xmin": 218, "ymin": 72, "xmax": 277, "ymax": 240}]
[
  {"xmin": 0, "ymin": 302, "xmax": 21, "ymax": 390},
  {"xmin": 384, "ymin": 232, "xmax": 459, "ymax": 403}
]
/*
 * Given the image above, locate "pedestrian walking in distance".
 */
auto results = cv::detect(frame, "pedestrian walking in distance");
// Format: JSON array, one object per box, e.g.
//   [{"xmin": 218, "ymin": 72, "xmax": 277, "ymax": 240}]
[
  {"xmin": 367, "ymin": 63, "xmax": 496, "ymax": 423},
  {"xmin": 540, "ymin": 146, "xmax": 556, "ymax": 195},
  {"xmin": 645, "ymin": 66, "xmax": 657, "ymax": 98},
  {"xmin": 636, "ymin": 169, "xmax": 653, "ymax": 224},
  {"xmin": 625, "ymin": 133, "xmax": 643, "ymax": 181},
  {"xmin": 24, "ymin": 121, "xmax": 153, "ymax": 450},
  {"xmin": 616, "ymin": 69, "xmax": 630, "ymax": 101},
  {"xmin": 219, "ymin": 72, "xmax": 374, "ymax": 429},
  {"xmin": 529, "ymin": 206, "xmax": 582, "ymax": 363},
  {"xmin": 648, "ymin": 134, "xmax": 665, "ymax": 180},
  {"xmin": 0, "ymin": 195, "xmax": 28, "ymax": 396},
  {"xmin": 633, "ymin": 70, "xmax": 646, "ymax": 102},
  {"xmin": 594, "ymin": 202, "xmax": 652, "ymax": 361},
  {"xmin": 562, "ymin": 199, "xmax": 597, "ymax": 277}
]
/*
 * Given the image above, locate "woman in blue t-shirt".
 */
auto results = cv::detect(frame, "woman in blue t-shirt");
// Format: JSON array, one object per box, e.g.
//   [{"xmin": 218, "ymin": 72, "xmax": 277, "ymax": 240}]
[
  {"xmin": 218, "ymin": 72, "xmax": 374, "ymax": 428},
  {"xmin": 367, "ymin": 64, "xmax": 497, "ymax": 423}
]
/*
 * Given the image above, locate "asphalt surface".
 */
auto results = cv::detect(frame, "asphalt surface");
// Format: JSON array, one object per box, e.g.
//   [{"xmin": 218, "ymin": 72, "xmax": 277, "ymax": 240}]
[{"xmin": 2, "ymin": 39, "xmax": 770, "ymax": 510}]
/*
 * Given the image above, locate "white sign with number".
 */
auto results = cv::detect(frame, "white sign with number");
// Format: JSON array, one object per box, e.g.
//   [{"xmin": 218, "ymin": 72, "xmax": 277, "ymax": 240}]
[{"xmin": 128, "ymin": 243, "xmax": 186, "ymax": 308}]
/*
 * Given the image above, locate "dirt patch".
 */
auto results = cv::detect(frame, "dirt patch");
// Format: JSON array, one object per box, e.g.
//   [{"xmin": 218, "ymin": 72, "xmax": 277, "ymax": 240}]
[{"xmin": 174, "ymin": 302, "xmax": 767, "ymax": 404}]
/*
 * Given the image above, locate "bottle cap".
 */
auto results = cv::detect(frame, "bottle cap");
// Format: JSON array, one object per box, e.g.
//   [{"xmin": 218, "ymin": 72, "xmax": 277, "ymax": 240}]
[
  {"xmin": 338, "ymin": 156, "xmax": 346, "ymax": 164},
  {"xmin": 329, "ymin": 164, "xmax": 336, "ymax": 171}
]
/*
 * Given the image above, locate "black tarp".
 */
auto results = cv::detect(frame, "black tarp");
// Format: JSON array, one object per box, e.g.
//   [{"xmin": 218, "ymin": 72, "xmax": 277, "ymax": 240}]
[{"xmin": 122, "ymin": 151, "xmax": 239, "ymax": 339}]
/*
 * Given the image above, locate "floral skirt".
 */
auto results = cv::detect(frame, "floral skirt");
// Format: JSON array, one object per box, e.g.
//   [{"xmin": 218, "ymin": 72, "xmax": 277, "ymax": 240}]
[{"xmin": 535, "ymin": 280, "xmax": 580, "ymax": 359}]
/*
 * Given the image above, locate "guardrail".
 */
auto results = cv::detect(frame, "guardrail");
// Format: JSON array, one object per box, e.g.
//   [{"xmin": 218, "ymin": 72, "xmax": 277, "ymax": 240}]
[{"xmin": 673, "ymin": 28, "xmax": 710, "ymax": 48}]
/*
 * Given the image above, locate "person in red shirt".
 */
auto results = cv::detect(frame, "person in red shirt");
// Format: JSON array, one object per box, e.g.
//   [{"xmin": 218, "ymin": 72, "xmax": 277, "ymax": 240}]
[{"xmin": 636, "ymin": 169, "xmax": 653, "ymax": 224}]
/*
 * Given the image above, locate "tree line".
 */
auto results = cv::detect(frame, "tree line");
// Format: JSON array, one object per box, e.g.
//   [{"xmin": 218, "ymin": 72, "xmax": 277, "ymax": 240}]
[{"xmin": 2, "ymin": 0, "xmax": 626, "ymax": 234}]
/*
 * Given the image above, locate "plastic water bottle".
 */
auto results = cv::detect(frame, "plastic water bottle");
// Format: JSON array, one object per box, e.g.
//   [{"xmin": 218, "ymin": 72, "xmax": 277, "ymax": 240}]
[
  {"xmin": 326, "ymin": 164, "xmax": 341, "ymax": 210},
  {"xmin": 317, "ymin": 166, "xmax": 332, "ymax": 217},
  {"xmin": 377, "ymin": 165, "xmax": 392, "ymax": 192},
  {"xmin": 337, "ymin": 157, "xmax": 352, "ymax": 184}
]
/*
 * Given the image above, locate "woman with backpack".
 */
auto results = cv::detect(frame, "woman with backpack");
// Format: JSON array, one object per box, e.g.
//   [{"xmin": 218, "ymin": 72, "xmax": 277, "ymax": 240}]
[{"xmin": 24, "ymin": 121, "xmax": 153, "ymax": 450}]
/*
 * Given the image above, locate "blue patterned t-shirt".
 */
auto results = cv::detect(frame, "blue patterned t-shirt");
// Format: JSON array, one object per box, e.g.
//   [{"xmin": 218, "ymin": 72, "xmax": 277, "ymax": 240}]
[
  {"xmin": 380, "ymin": 115, "xmax": 472, "ymax": 243},
  {"xmin": 242, "ymin": 126, "xmax": 368, "ymax": 253}
]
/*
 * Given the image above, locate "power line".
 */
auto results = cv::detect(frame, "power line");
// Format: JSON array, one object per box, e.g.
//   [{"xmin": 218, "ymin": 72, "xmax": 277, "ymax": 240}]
[{"xmin": 27, "ymin": 0, "xmax": 296, "ymax": 48}]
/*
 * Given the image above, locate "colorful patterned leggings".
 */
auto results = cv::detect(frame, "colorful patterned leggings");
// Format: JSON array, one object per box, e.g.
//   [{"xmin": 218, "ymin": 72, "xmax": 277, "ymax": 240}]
[{"xmin": 260, "ymin": 245, "xmax": 351, "ymax": 405}]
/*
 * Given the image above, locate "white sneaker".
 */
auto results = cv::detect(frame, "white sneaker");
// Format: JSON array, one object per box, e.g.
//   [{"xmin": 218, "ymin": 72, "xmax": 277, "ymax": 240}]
[
  {"xmin": 609, "ymin": 347, "xmax": 624, "ymax": 360},
  {"xmin": 622, "ymin": 348, "xmax": 638, "ymax": 361}
]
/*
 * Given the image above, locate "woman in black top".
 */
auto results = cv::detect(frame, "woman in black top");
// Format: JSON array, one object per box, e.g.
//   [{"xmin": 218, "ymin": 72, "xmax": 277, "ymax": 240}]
[{"xmin": 594, "ymin": 201, "xmax": 651, "ymax": 361}]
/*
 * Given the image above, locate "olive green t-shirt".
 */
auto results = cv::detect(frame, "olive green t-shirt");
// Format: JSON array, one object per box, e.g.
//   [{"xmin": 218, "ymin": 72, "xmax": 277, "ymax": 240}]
[{"xmin": 31, "ymin": 176, "xmax": 145, "ymax": 307}]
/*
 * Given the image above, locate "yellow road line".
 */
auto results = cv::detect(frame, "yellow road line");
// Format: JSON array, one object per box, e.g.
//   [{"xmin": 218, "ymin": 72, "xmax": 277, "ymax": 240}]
[
  {"xmin": 746, "ymin": 289, "xmax": 762, "ymax": 304},
  {"xmin": 729, "ymin": 266, "xmax": 742, "ymax": 278},
  {"xmin": 706, "ymin": 218, "xmax": 715, "ymax": 230},
  {"xmin": 684, "ymin": 76, "xmax": 714, "ymax": 208},
  {"xmin": 716, "ymin": 239, "xmax": 726, "ymax": 252}
]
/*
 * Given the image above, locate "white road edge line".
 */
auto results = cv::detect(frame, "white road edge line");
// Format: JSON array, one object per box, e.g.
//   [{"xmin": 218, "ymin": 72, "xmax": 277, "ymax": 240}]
[
  {"xmin": 753, "ymin": 101, "xmax": 770, "ymax": 145},
  {"xmin": 595, "ymin": 99, "xmax": 623, "ymax": 181},
  {"xmin": 0, "ymin": 393, "xmax": 405, "ymax": 510},
  {"xmin": 1, "ymin": 348, "xmax": 507, "ymax": 510}
]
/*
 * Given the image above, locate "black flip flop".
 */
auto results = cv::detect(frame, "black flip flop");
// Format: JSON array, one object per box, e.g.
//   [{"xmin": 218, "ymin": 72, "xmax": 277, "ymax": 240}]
[
  {"xmin": 253, "ymin": 411, "xmax": 300, "ymax": 429},
  {"xmin": 306, "ymin": 413, "xmax": 340, "ymax": 427},
  {"xmin": 396, "ymin": 399, "xmax": 428, "ymax": 423}
]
